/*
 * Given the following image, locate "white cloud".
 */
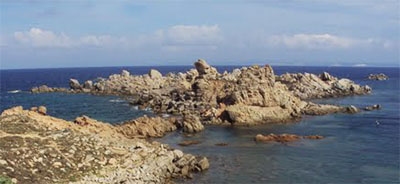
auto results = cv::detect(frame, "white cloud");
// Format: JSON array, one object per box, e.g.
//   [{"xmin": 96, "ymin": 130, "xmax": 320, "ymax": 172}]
[
  {"xmin": 13, "ymin": 28, "xmax": 126, "ymax": 48},
  {"xmin": 14, "ymin": 28, "xmax": 73, "ymax": 47},
  {"xmin": 267, "ymin": 34, "xmax": 355, "ymax": 49},
  {"xmin": 162, "ymin": 25, "xmax": 222, "ymax": 46},
  {"xmin": 353, "ymin": 63, "xmax": 367, "ymax": 67}
]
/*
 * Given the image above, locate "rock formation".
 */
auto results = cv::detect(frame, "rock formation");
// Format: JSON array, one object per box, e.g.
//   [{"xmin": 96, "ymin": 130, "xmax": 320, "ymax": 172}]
[
  {"xmin": 368, "ymin": 73, "xmax": 389, "ymax": 80},
  {"xmin": 0, "ymin": 106, "xmax": 208, "ymax": 183},
  {"xmin": 276, "ymin": 72, "xmax": 371, "ymax": 99},
  {"xmin": 30, "ymin": 59, "xmax": 371, "ymax": 126}
]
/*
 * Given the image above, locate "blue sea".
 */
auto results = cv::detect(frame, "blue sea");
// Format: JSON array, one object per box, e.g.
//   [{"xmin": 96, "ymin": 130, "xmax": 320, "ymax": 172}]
[{"xmin": 1, "ymin": 66, "xmax": 399, "ymax": 183}]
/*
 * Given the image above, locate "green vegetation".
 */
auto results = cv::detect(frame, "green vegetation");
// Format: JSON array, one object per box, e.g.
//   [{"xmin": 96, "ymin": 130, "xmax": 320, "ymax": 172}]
[{"xmin": 0, "ymin": 176, "xmax": 12, "ymax": 184}]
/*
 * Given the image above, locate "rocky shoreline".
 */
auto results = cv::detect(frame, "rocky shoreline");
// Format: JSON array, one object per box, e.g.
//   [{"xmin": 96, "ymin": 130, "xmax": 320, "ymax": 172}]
[
  {"xmin": 0, "ymin": 106, "xmax": 208, "ymax": 183},
  {"xmin": 2, "ymin": 59, "xmax": 374, "ymax": 183}
]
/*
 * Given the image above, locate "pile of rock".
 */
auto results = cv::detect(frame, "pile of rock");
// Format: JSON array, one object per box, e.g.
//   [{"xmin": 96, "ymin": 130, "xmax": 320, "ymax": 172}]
[
  {"xmin": 368, "ymin": 73, "xmax": 389, "ymax": 80},
  {"xmin": 276, "ymin": 72, "xmax": 371, "ymax": 99},
  {"xmin": 0, "ymin": 106, "xmax": 208, "ymax": 183}
]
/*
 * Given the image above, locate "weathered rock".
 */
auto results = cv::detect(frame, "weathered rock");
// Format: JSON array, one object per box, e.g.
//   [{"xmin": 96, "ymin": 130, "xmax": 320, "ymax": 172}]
[
  {"xmin": 117, "ymin": 115, "xmax": 177, "ymax": 138},
  {"xmin": 182, "ymin": 114, "xmax": 204, "ymax": 133},
  {"xmin": 149, "ymin": 69, "xmax": 163, "ymax": 79},
  {"xmin": 196, "ymin": 157, "xmax": 209, "ymax": 171},
  {"xmin": 121, "ymin": 70, "xmax": 130, "ymax": 77},
  {"xmin": 83, "ymin": 80, "xmax": 93, "ymax": 89},
  {"xmin": 364, "ymin": 104, "xmax": 382, "ymax": 111},
  {"xmin": 277, "ymin": 72, "xmax": 371, "ymax": 99},
  {"xmin": 0, "ymin": 106, "xmax": 207, "ymax": 183},
  {"xmin": 320, "ymin": 72, "xmax": 334, "ymax": 81},
  {"xmin": 38, "ymin": 106, "xmax": 47, "ymax": 115},
  {"xmin": 69, "ymin": 79, "xmax": 81, "ymax": 90},
  {"xmin": 194, "ymin": 59, "xmax": 218, "ymax": 76},
  {"xmin": 225, "ymin": 105, "xmax": 295, "ymax": 125},
  {"xmin": 368, "ymin": 73, "xmax": 388, "ymax": 80}
]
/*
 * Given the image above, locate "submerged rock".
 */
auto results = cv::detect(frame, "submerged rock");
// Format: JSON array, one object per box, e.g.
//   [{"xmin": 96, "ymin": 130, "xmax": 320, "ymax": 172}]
[{"xmin": 255, "ymin": 133, "xmax": 324, "ymax": 143}]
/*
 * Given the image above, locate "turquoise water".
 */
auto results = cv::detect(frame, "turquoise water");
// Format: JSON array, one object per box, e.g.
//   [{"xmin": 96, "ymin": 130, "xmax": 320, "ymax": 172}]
[{"xmin": 1, "ymin": 66, "xmax": 399, "ymax": 183}]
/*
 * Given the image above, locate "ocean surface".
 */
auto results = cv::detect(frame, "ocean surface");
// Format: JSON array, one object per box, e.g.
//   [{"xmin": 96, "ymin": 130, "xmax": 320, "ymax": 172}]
[{"xmin": 1, "ymin": 65, "xmax": 399, "ymax": 183}]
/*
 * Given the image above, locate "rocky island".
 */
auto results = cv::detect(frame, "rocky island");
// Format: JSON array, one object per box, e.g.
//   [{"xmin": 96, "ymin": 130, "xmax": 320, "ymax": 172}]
[
  {"xmin": 368, "ymin": 73, "xmax": 389, "ymax": 80},
  {"xmin": 31, "ymin": 59, "xmax": 371, "ymax": 126},
  {"xmin": 2, "ymin": 59, "xmax": 373, "ymax": 183}
]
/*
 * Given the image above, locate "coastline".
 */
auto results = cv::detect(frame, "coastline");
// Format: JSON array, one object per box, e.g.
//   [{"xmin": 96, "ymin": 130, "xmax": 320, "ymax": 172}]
[{"xmin": 0, "ymin": 59, "xmax": 390, "ymax": 183}]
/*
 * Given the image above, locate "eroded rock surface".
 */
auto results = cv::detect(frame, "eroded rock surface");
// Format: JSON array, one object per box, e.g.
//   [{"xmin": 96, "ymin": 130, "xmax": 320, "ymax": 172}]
[{"xmin": 0, "ymin": 106, "xmax": 208, "ymax": 183}]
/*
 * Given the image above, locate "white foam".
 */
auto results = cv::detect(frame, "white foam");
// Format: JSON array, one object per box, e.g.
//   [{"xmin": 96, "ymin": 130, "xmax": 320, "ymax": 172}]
[{"xmin": 7, "ymin": 90, "xmax": 22, "ymax": 94}]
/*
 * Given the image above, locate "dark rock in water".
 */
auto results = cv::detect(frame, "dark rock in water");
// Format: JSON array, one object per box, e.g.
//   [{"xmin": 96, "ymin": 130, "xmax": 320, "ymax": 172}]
[
  {"xmin": 345, "ymin": 105, "xmax": 359, "ymax": 114},
  {"xmin": 178, "ymin": 140, "xmax": 201, "ymax": 146},
  {"xmin": 69, "ymin": 78, "xmax": 81, "ymax": 90},
  {"xmin": 364, "ymin": 104, "xmax": 382, "ymax": 111},
  {"xmin": 368, "ymin": 73, "xmax": 388, "ymax": 80},
  {"xmin": 255, "ymin": 133, "xmax": 324, "ymax": 143},
  {"xmin": 215, "ymin": 143, "xmax": 228, "ymax": 146}
]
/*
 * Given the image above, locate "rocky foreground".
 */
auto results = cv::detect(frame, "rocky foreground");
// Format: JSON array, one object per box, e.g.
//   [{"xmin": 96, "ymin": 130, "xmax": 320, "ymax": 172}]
[
  {"xmin": 32, "ymin": 59, "xmax": 371, "ymax": 126},
  {"xmin": 0, "ymin": 106, "xmax": 209, "ymax": 183}
]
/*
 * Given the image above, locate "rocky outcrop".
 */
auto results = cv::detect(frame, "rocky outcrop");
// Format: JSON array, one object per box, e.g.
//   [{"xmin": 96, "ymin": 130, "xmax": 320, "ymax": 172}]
[
  {"xmin": 364, "ymin": 104, "xmax": 382, "ymax": 111},
  {"xmin": 0, "ymin": 106, "xmax": 208, "ymax": 183},
  {"xmin": 368, "ymin": 73, "xmax": 388, "ymax": 80},
  {"xmin": 276, "ymin": 72, "xmax": 371, "ymax": 99},
  {"xmin": 31, "ymin": 85, "xmax": 69, "ymax": 93},
  {"xmin": 30, "ymin": 59, "xmax": 369, "ymax": 126},
  {"xmin": 117, "ymin": 115, "xmax": 177, "ymax": 138},
  {"xmin": 255, "ymin": 133, "xmax": 324, "ymax": 143},
  {"xmin": 181, "ymin": 114, "xmax": 204, "ymax": 133},
  {"xmin": 69, "ymin": 78, "xmax": 82, "ymax": 90},
  {"xmin": 225, "ymin": 105, "xmax": 297, "ymax": 125},
  {"xmin": 302, "ymin": 102, "xmax": 359, "ymax": 115}
]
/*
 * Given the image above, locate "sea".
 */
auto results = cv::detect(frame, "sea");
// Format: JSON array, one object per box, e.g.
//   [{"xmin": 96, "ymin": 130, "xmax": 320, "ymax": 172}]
[{"xmin": 1, "ymin": 66, "xmax": 399, "ymax": 183}]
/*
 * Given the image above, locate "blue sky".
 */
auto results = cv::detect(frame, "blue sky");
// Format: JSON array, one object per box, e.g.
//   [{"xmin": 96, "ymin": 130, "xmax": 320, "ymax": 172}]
[{"xmin": 0, "ymin": 0, "xmax": 399, "ymax": 69}]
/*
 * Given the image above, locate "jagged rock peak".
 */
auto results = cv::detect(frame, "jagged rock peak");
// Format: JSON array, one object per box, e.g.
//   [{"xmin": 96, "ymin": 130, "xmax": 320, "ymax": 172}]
[{"xmin": 194, "ymin": 59, "xmax": 217, "ymax": 75}]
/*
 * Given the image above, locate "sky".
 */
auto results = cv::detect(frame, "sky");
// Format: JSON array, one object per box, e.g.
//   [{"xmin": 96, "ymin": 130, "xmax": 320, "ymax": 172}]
[{"xmin": 0, "ymin": 0, "xmax": 399, "ymax": 69}]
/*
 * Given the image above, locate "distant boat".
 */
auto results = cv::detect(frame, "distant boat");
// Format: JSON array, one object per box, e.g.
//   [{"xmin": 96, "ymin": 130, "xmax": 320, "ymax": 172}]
[{"xmin": 7, "ymin": 90, "xmax": 22, "ymax": 94}]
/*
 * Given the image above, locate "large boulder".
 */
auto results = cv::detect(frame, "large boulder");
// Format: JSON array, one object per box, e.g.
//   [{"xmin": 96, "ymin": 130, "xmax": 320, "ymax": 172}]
[
  {"xmin": 224, "ymin": 105, "xmax": 294, "ymax": 126},
  {"xmin": 83, "ymin": 80, "xmax": 93, "ymax": 89},
  {"xmin": 121, "ymin": 70, "xmax": 130, "ymax": 77},
  {"xmin": 149, "ymin": 69, "xmax": 163, "ymax": 79},
  {"xmin": 194, "ymin": 59, "xmax": 218, "ymax": 76},
  {"xmin": 182, "ymin": 114, "xmax": 204, "ymax": 133},
  {"xmin": 69, "ymin": 79, "xmax": 81, "ymax": 90}
]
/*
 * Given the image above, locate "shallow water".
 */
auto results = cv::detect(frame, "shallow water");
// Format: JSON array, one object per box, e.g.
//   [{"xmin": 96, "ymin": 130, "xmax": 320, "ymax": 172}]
[{"xmin": 1, "ymin": 66, "xmax": 399, "ymax": 183}]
